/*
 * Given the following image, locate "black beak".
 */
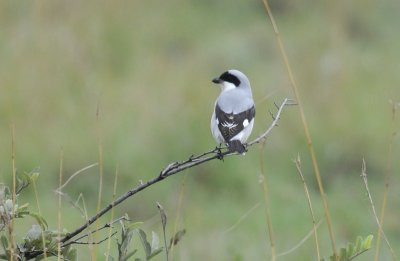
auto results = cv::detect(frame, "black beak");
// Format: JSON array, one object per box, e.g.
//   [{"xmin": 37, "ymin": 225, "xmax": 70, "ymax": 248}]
[{"xmin": 212, "ymin": 77, "xmax": 221, "ymax": 84}]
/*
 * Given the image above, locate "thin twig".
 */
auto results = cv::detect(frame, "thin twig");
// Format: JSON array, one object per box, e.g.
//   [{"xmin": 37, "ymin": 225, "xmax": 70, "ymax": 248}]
[
  {"xmin": 62, "ymin": 216, "xmax": 128, "ymax": 248},
  {"xmin": 157, "ymin": 202, "xmax": 169, "ymax": 261},
  {"xmin": 276, "ymin": 220, "xmax": 323, "ymax": 258},
  {"xmin": 169, "ymin": 174, "xmax": 187, "ymax": 260},
  {"xmin": 222, "ymin": 202, "xmax": 260, "ymax": 234},
  {"xmin": 294, "ymin": 154, "xmax": 321, "ymax": 260},
  {"xmin": 93, "ymin": 100, "xmax": 104, "ymax": 261},
  {"xmin": 57, "ymin": 148, "xmax": 63, "ymax": 261},
  {"xmin": 32, "ymin": 179, "xmax": 47, "ymax": 260},
  {"xmin": 10, "ymin": 123, "xmax": 17, "ymax": 260},
  {"xmin": 248, "ymin": 98, "xmax": 295, "ymax": 146},
  {"xmin": 361, "ymin": 159, "xmax": 396, "ymax": 258},
  {"xmin": 105, "ymin": 165, "xmax": 120, "ymax": 260},
  {"xmin": 65, "ymin": 231, "xmax": 117, "ymax": 246},
  {"xmin": 349, "ymin": 248, "xmax": 371, "ymax": 261},
  {"xmin": 24, "ymin": 98, "xmax": 291, "ymax": 260},
  {"xmin": 56, "ymin": 191, "xmax": 88, "ymax": 219},
  {"xmin": 259, "ymin": 130, "xmax": 276, "ymax": 260},
  {"xmin": 55, "ymin": 163, "xmax": 98, "ymax": 192},
  {"xmin": 374, "ymin": 100, "xmax": 398, "ymax": 261}
]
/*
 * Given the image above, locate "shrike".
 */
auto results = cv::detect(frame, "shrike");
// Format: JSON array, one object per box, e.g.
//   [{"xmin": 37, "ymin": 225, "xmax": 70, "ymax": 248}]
[{"xmin": 210, "ymin": 69, "xmax": 255, "ymax": 154}]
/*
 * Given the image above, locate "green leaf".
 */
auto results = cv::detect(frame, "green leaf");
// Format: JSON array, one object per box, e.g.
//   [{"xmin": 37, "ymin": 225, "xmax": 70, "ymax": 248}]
[
  {"xmin": 327, "ymin": 235, "xmax": 374, "ymax": 261},
  {"xmin": 61, "ymin": 245, "xmax": 71, "ymax": 256},
  {"xmin": 121, "ymin": 227, "xmax": 134, "ymax": 255},
  {"xmin": 120, "ymin": 219, "xmax": 127, "ymax": 235},
  {"xmin": 106, "ymin": 255, "xmax": 115, "ymax": 261},
  {"xmin": 65, "ymin": 248, "xmax": 77, "ymax": 261},
  {"xmin": 16, "ymin": 168, "xmax": 40, "ymax": 194},
  {"xmin": 346, "ymin": 243, "xmax": 355, "ymax": 259},
  {"xmin": 147, "ymin": 231, "xmax": 163, "ymax": 259},
  {"xmin": 151, "ymin": 231, "xmax": 160, "ymax": 252},
  {"xmin": 362, "ymin": 235, "xmax": 373, "ymax": 249},
  {"xmin": 126, "ymin": 221, "xmax": 144, "ymax": 230},
  {"xmin": 125, "ymin": 249, "xmax": 138, "ymax": 260},
  {"xmin": 61, "ymin": 245, "xmax": 77, "ymax": 261},
  {"xmin": 339, "ymin": 248, "xmax": 346, "ymax": 261},
  {"xmin": 29, "ymin": 169, "xmax": 40, "ymax": 182},
  {"xmin": 25, "ymin": 224, "xmax": 42, "ymax": 242},
  {"xmin": 355, "ymin": 236, "xmax": 363, "ymax": 252},
  {"xmin": 17, "ymin": 203, "xmax": 29, "ymax": 211},
  {"xmin": 0, "ymin": 235, "xmax": 8, "ymax": 252},
  {"xmin": 136, "ymin": 229, "xmax": 151, "ymax": 258},
  {"xmin": 148, "ymin": 247, "xmax": 163, "ymax": 260},
  {"xmin": 169, "ymin": 229, "xmax": 186, "ymax": 249},
  {"xmin": 28, "ymin": 212, "xmax": 48, "ymax": 229},
  {"xmin": 16, "ymin": 175, "xmax": 29, "ymax": 193},
  {"xmin": 3, "ymin": 199, "xmax": 15, "ymax": 215}
]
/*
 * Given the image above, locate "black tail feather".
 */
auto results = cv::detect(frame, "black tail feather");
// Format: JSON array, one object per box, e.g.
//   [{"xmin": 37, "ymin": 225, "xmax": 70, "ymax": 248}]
[{"xmin": 228, "ymin": 140, "xmax": 247, "ymax": 154}]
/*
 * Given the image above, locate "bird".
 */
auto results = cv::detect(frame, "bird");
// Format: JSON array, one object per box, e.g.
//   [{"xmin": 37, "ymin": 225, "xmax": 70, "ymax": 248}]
[{"xmin": 210, "ymin": 69, "xmax": 255, "ymax": 154}]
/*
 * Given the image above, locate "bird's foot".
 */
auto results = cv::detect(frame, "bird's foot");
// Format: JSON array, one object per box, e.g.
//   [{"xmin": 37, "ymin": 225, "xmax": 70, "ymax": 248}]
[{"xmin": 215, "ymin": 145, "xmax": 224, "ymax": 161}]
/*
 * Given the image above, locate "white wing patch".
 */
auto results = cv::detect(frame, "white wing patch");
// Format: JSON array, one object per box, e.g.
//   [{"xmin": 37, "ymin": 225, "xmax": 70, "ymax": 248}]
[
  {"xmin": 242, "ymin": 119, "xmax": 249, "ymax": 127},
  {"xmin": 221, "ymin": 121, "xmax": 238, "ymax": 129}
]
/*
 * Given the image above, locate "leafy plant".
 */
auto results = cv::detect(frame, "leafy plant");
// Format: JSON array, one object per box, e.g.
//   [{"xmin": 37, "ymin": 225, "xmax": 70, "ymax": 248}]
[
  {"xmin": 108, "ymin": 212, "xmax": 185, "ymax": 261},
  {"xmin": 0, "ymin": 169, "xmax": 56, "ymax": 260},
  {"xmin": 1, "ymin": 169, "xmax": 186, "ymax": 261},
  {"xmin": 321, "ymin": 235, "xmax": 374, "ymax": 261}
]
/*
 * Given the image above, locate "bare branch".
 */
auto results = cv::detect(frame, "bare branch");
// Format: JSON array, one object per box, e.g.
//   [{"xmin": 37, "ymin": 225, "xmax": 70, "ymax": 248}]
[{"xmin": 24, "ymin": 98, "xmax": 291, "ymax": 260}]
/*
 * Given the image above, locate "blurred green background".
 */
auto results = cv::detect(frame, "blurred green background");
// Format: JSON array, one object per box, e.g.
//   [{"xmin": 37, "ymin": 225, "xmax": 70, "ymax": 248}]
[{"xmin": 0, "ymin": 0, "xmax": 399, "ymax": 260}]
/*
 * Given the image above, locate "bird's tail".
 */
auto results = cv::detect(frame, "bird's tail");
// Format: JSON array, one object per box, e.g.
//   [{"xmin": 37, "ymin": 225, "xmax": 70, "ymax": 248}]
[{"xmin": 228, "ymin": 140, "xmax": 247, "ymax": 154}]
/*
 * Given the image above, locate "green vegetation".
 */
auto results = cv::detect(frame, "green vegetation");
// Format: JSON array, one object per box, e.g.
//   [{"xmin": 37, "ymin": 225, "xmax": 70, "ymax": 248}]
[{"xmin": 0, "ymin": 0, "xmax": 399, "ymax": 260}]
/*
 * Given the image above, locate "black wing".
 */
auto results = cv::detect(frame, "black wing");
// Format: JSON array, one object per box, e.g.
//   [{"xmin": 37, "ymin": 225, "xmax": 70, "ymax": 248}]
[{"xmin": 215, "ymin": 104, "xmax": 255, "ymax": 142}]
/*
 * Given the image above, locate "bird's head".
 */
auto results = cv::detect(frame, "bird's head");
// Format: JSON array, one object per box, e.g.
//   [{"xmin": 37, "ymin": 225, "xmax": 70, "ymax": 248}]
[{"xmin": 212, "ymin": 69, "xmax": 251, "ymax": 92}]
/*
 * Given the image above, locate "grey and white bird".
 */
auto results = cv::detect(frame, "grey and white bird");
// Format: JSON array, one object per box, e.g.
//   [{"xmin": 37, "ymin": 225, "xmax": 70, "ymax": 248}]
[{"xmin": 210, "ymin": 69, "xmax": 255, "ymax": 154}]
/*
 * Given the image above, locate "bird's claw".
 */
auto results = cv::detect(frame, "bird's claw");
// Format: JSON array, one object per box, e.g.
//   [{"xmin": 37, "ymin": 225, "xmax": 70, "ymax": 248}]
[
  {"xmin": 215, "ymin": 146, "xmax": 224, "ymax": 161},
  {"xmin": 189, "ymin": 154, "xmax": 195, "ymax": 161}
]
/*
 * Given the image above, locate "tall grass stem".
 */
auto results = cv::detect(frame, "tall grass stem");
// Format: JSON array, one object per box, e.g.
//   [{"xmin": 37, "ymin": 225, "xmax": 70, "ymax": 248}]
[
  {"xmin": 32, "ymin": 179, "xmax": 47, "ymax": 260},
  {"xmin": 260, "ymin": 0, "xmax": 338, "ymax": 259},
  {"xmin": 294, "ymin": 155, "xmax": 321, "ymax": 260},
  {"xmin": 361, "ymin": 159, "xmax": 396, "ymax": 259},
  {"xmin": 105, "ymin": 165, "xmax": 119, "ymax": 260},
  {"xmin": 10, "ymin": 124, "xmax": 17, "ymax": 260},
  {"xmin": 93, "ymin": 100, "xmax": 104, "ymax": 259},
  {"xmin": 57, "ymin": 149, "xmax": 64, "ymax": 261},
  {"xmin": 169, "ymin": 174, "xmax": 187, "ymax": 260},
  {"xmin": 374, "ymin": 101, "xmax": 398, "ymax": 261},
  {"xmin": 259, "ymin": 142, "xmax": 276, "ymax": 260}
]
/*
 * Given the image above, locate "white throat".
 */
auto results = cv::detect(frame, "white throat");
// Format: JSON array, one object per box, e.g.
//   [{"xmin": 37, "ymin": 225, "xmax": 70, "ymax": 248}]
[{"xmin": 220, "ymin": 82, "xmax": 236, "ymax": 93}]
